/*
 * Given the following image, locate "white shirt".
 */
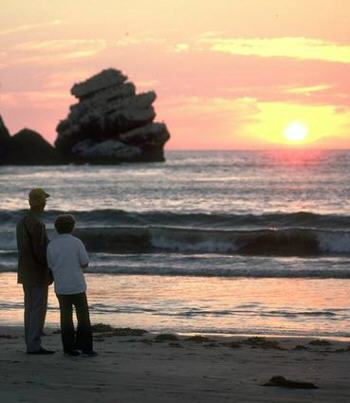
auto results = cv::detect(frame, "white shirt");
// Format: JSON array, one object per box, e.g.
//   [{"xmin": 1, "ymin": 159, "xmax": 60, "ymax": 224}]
[{"xmin": 47, "ymin": 234, "xmax": 89, "ymax": 295}]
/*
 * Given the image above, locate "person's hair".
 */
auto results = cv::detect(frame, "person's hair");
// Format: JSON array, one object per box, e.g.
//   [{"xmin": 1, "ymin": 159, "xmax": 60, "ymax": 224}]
[{"xmin": 55, "ymin": 214, "xmax": 75, "ymax": 234}]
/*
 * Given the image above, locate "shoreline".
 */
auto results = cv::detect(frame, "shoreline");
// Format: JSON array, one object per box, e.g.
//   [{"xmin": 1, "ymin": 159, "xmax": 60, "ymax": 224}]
[
  {"xmin": 2, "ymin": 323, "xmax": 350, "ymax": 342},
  {"xmin": 1, "ymin": 324, "xmax": 349, "ymax": 402}
]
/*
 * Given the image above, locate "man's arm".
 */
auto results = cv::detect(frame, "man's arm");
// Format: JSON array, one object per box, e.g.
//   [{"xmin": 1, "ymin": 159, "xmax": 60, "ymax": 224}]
[
  {"xmin": 25, "ymin": 217, "xmax": 48, "ymax": 266},
  {"xmin": 46, "ymin": 243, "xmax": 52, "ymax": 270}
]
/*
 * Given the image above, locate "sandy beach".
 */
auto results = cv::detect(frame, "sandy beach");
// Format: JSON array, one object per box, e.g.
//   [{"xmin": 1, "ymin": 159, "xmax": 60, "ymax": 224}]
[{"xmin": 0, "ymin": 325, "xmax": 349, "ymax": 403}]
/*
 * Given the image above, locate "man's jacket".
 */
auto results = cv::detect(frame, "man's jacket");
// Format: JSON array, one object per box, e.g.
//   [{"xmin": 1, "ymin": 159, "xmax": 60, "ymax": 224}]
[{"xmin": 16, "ymin": 211, "xmax": 52, "ymax": 286}]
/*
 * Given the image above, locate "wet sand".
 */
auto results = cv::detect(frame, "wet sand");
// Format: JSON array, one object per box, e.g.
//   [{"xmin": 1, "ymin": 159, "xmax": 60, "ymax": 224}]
[{"xmin": 0, "ymin": 325, "xmax": 349, "ymax": 403}]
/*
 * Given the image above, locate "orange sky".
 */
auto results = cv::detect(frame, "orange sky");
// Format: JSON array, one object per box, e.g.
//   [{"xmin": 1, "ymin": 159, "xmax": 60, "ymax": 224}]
[{"xmin": 1, "ymin": 0, "xmax": 350, "ymax": 149}]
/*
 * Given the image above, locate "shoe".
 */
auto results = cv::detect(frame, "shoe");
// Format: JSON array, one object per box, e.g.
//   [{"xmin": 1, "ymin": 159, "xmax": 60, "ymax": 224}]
[
  {"xmin": 27, "ymin": 347, "xmax": 55, "ymax": 355},
  {"xmin": 82, "ymin": 350, "xmax": 98, "ymax": 357},
  {"xmin": 64, "ymin": 350, "xmax": 81, "ymax": 357}
]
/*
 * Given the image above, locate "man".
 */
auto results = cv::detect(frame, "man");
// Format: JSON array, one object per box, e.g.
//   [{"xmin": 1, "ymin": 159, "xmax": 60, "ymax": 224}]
[{"xmin": 16, "ymin": 188, "xmax": 54, "ymax": 355}]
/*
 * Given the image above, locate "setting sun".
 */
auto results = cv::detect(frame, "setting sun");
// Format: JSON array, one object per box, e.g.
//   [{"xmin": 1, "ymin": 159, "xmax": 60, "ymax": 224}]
[{"xmin": 284, "ymin": 122, "xmax": 309, "ymax": 142}]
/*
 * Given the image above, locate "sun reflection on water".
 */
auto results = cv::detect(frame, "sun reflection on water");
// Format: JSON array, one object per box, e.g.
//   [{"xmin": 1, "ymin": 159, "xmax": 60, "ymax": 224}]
[{"xmin": 263, "ymin": 149, "xmax": 328, "ymax": 166}]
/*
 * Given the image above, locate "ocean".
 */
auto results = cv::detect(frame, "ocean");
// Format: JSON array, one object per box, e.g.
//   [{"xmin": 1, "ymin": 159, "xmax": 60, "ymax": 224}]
[{"xmin": 1, "ymin": 150, "xmax": 350, "ymax": 338}]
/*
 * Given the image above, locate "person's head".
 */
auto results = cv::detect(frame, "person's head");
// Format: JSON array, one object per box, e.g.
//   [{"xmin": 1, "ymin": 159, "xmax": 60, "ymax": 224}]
[
  {"xmin": 55, "ymin": 214, "xmax": 75, "ymax": 234},
  {"xmin": 28, "ymin": 188, "xmax": 50, "ymax": 212}
]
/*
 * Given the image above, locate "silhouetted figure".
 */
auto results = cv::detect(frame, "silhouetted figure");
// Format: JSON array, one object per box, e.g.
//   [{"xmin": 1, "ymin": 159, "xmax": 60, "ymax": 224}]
[
  {"xmin": 16, "ymin": 188, "xmax": 54, "ymax": 354},
  {"xmin": 47, "ymin": 214, "xmax": 97, "ymax": 357}
]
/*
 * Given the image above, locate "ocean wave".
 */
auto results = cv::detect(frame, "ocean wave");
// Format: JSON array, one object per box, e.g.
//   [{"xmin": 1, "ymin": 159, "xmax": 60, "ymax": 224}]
[
  {"xmin": 0, "ymin": 301, "xmax": 347, "ymax": 322},
  {"xmin": 74, "ymin": 226, "xmax": 350, "ymax": 257},
  {"xmin": 1, "ymin": 257, "xmax": 350, "ymax": 278},
  {"xmin": 83, "ymin": 264, "xmax": 350, "ymax": 278},
  {"xmin": 0, "ymin": 232, "xmax": 17, "ymax": 251},
  {"xmin": 2, "ymin": 209, "xmax": 350, "ymax": 229},
  {"xmin": 2, "ymin": 224, "xmax": 350, "ymax": 257},
  {"xmin": 2, "ymin": 208, "xmax": 350, "ymax": 257}
]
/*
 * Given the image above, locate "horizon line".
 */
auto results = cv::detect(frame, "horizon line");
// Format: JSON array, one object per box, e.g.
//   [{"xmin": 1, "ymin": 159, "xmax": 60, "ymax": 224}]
[{"xmin": 165, "ymin": 148, "xmax": 350, "ymax": 152}]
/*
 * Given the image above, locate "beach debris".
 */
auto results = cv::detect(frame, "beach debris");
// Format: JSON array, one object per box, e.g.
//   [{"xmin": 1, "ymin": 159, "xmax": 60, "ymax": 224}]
[
  {"xmin": 335, "ymin": 346, "xmax": 350, "ymax": 353},
  {"xmin": 92, "ymin": 323, "xmax": 115, "ymax": 333},
  {"xmin": 154, "ymin": 333, "xmax": 179, "ymax": 342},
  {"xmin": 293, "ymin": 345, "xmax": 308, "ymax": 351},
  {"xmin": 262, "ymin": 376, "xmax": 318, "ymax": 389},
  {"xmin": 243, "ymin": 337, "xmax": 282, "ymax": 349},
  {"xmin": 112, "ymin": 328, "xmax": 148, "ymax": 337},
  {"xmin": 185, "ymin": 335, "xmax": 213, "ymax": 343},
  {"xmin": 308, "ymin": 339, "xmax": 332, "ymax": 347},
  {"xmin": 91, "ymin": 324, "xmax": 148, "ymax": 337},
  {"xmin": 223, "ymin": 341, "xmax": 242, "ymax": 349},
  {"xmin": 169, "ymin": 342, "xmax": 183, "ymax": 348},
  {"xmin": 140, "ymin": 339, "xmax": 153, "ymax": 345},
  {"xmin": 205, "ymin": 343, "xmax": 220, "ymax": 348},
  {"xmin": 0, "ymin": 334, "xmax": 18, "ymax": 339}
]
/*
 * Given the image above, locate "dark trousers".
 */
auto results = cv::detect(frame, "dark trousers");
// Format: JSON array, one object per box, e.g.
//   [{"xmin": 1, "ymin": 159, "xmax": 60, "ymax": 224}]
[
  {"xmin": 23, "ymin": 285, "xmax": 48, "ymax": 352},
  {"xmin": 56, "ymin": 292, "xmax": 93, "ymax": 353}
]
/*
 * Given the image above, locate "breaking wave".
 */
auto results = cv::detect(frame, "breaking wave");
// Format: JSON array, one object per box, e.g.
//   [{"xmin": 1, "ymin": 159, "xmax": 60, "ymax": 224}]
[
  {"xmin": 1, "ymin": 209, "xmax": 350, "ymax": 229},
  {"xmin": 2, "ymin": 210, "xmax": 350, "ymax": 257}
]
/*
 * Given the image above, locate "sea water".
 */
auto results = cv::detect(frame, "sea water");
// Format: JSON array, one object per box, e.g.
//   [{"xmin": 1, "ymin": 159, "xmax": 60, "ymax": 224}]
[{"xmin": 0, "ymin": 150, "xmax": 350, "ymax": 338}]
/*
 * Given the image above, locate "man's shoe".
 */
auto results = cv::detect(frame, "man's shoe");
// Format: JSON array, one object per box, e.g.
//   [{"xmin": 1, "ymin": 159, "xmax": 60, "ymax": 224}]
[
  {"xmin": 27, "ymin": 347, "xmax": 55, "ymax": 355},
  {"xmin": 82, "ymin": 350, "xmax": 98, "ymax": 357},
  {"xmin": 64, "ymin": 350, "xmax": 81, "ymax": 357}
]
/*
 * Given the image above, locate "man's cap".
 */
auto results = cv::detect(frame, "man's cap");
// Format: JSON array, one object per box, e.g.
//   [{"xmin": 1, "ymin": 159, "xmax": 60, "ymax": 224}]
[{"xmin": 28, "ymin": 188, "xmax": 50, "ymax": 203}]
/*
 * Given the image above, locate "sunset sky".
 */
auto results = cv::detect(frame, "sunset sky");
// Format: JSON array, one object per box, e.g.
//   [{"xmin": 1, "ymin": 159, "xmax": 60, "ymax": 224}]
[{"xmin": 1, "ymin": 0, "xmax": 350, "ymax": 149}]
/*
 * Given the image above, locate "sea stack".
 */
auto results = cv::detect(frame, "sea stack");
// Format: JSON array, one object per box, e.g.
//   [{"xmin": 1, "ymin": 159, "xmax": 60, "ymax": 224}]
[
  {"xmin": 55, "ymin": 68, "xmax": 170, "ymax": 163},
  {"xmin": 4, "ymin": 129, "xmax": 62, "ymax": 165},
  {"xmin": 0, "ymin": 115, "xmax": 11, "ymax": 162},
  {"xmin": 0, "ymin": 116, "xmax": 61, "ymax": 165}
]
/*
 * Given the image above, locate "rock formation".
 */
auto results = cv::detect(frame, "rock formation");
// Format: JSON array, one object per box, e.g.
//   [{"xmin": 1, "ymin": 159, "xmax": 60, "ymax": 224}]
[
  {"xmin": 0, "ymin": 68, "xmax": 170, "ymax": 165},
  {"xmin": 55, "ymin": 68, "xmax": 170, "ymax": 163},
  {"xmin": 1, "ymin": 127, "xmax": 62, "ymax": 165},
  {"xmin": 0, "ymin": 115, "xmax": 11, "ymax": 162}
]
